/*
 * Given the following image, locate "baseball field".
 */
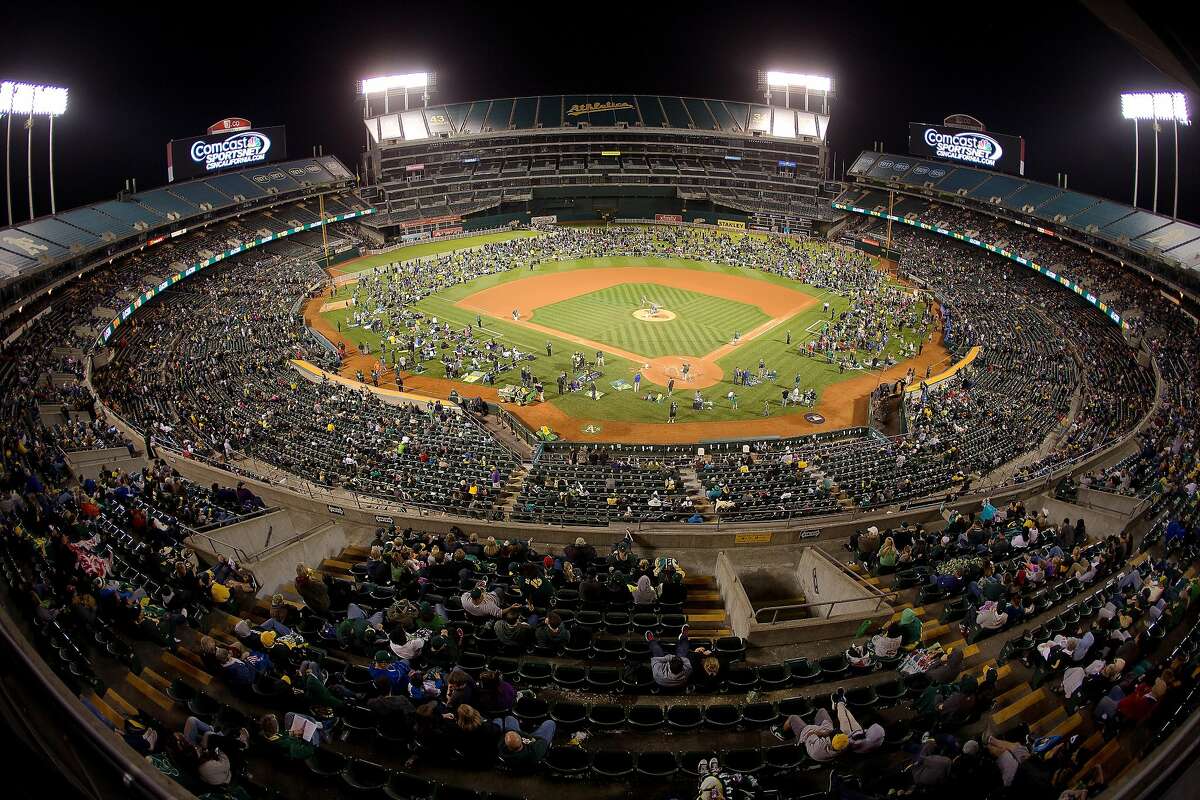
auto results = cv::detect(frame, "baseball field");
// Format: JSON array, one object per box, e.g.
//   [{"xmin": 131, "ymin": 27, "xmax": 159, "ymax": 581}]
[{"xmin": 308, "ymin": 238, "xmax": 950, "ymax": 440}]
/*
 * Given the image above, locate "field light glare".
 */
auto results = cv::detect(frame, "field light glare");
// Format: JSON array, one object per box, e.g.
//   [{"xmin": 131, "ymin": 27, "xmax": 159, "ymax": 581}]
[
  {"xmin": 0, "ymin": 82, "xmax": 69, "ymax": 115},
  {"xmin": 765, "ymin": 71, "xmax": 832, "ymax": 92},
  {"xmin": 361, "ymin": 72, "xmax": 429, "ymax": 94},
  {"xmin": 1120, "ymin": 92, "xmax": 1189, "ymax": 123}
]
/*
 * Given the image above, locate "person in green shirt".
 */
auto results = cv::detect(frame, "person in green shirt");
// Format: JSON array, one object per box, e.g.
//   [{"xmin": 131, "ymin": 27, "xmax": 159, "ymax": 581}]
[{"xmin": 258, "ymin": 714, "xmax": 315, "ymax": 759}]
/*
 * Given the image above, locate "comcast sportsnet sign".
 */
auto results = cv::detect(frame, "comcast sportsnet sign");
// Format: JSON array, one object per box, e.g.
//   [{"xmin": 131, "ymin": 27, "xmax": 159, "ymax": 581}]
[
  {"xmin": 908, "ymin": 122, "xmax": 1024, "ymax": 175},
  {"xmin": 191, "ymin": 130, "xmax": 272, "ymax": 171},
  {"xmin": 168, "ymin": 124, "xmax": 288, "ymax": 182}
]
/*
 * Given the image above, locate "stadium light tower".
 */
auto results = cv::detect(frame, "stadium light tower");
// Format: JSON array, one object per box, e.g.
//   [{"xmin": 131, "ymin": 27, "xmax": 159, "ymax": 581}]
[
  {"xmin": 0, "ymin": 81, "xmax": 68, "ymax": 223},
  {"xmin": 359, "ymin": 72, "xmax": 432, "ymax": 115},
  {"xmin": 1121, "ymin": 91, "xmax": 1189, "ymax": 218},
  {"xmin": 761, "ymin": 71, "xmax": 834, "ymax": 114}
]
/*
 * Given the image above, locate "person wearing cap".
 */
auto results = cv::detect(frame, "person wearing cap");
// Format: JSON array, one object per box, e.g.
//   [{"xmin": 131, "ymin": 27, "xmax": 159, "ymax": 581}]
[
  {"xmin": 414, "ymin": 601, "xmax": 447, "ymax": 632},
  {"xmin": 779, "ymin": 707, "xmax": 847, "ymax": 762},
  {"xmin": 368, "ymin": 650, "xmax": 410, "ymax": 692},
  {"xmin": 424, "ymin": 630, "xmax": 460, "ymax": 670},
  {"xmin": 461, "ymin": 586, "xmax": 515, "ymax": 620}
]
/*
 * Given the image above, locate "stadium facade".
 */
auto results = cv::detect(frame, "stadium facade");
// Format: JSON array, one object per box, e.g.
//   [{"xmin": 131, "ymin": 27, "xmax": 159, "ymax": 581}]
[{"xmin": 357, "ymin": 90, "xmax": 841, "ymax": 237}]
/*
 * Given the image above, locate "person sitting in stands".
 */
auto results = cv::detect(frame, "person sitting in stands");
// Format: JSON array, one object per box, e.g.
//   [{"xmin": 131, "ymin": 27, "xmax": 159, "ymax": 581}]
[
  {"xmin": 294, "ymin": 564, "xmax": 330, "ymax": 616},
  {"xmin": 871, "ymin": 623, "xmax": 903, "ymax": 659},
  {"xmin": 646, "ymin": 627, "xmax": 692, "ymax": 689},
  {"xmin": 474, "ymin": 669, "xmax": 516, "ymax": 717},
  {"xmin": 258, "ymin": 714, "xmax": 315, "ymax": 760},
  {"xmin": 461, "ymin": 586, "xmax": 513, "ymax": 620},
  {"xmin": 535, "ymin": 612, "xmax": 571, "ymax": 652},
  {"xmin": 494, "ymin": 714, "xmax": 555, "ymax": 767},
  {"xmin": 368, "ymin": 650, "xmax": 410, "ymax": 693}
]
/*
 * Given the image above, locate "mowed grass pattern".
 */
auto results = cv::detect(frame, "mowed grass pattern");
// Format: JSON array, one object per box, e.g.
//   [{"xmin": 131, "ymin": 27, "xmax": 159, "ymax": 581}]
[{"xmin": 530, "ymin": 283, "xmax": 770, "ymax": 358}]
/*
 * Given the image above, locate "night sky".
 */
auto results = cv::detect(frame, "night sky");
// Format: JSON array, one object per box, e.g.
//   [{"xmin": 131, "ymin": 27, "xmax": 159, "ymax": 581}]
[{"xmin": 2, "ymin": 1, "xmax": 1195, "ymax": 221}]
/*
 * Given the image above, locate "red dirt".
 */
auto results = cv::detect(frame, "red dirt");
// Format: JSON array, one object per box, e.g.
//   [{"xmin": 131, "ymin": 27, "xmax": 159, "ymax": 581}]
[
  {"xmin": 303, "ymin": 265, "xmax": 952, "ymax": 444},
  {"xmin": 456, "ymin": 267, "xmax": 818, "ymax": 389}
]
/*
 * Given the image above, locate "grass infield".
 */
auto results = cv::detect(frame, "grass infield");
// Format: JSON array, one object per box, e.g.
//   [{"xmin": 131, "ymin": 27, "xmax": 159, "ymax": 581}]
[
  {"xmin": 530, "ymin": 282, "xmax": 769, "ymax": 358},
  {"xmin": 321, "ymin": 256, "xmax": 926, "ymax": 425}
]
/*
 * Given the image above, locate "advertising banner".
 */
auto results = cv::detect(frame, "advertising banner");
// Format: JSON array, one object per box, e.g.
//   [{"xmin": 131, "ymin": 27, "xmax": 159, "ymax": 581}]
[
  {"xmin": 530, "ymin": 214, "xmax": 558, "ymax": 225},
  {"xmin": 432, "ymin": 226, "xmax": 464, "ymax": 237},
  {"xmin": 168, "ymin": 125, "xmax": 287, "ymax": 181},
  {"xmin": 654, "ymin": 214, "xmax": 683, "ymax": 223},
  {"xmin": 908, "ymin": 122, "xmax": 1024, "ymax": 174},
  {"xmin": 717, "ymin": 219, "xmax": 747, "ymax": 230}
]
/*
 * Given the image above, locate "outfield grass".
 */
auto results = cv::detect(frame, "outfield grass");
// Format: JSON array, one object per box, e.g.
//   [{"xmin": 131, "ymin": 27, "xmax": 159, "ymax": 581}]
[
  {"xmin": 530, "ymin": 282, "xmax": 769, "ymax": 358},
  {"xmin": 322, "ymin": 256, "xmax": 926, "ymax": 429},
  {"xmin": 334, "ymin": 230, "xmax": 541, "ymax": 275}
]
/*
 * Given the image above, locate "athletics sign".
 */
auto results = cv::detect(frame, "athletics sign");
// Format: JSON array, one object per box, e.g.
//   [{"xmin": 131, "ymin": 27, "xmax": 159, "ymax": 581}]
[
  {"xmin": 168, "ymin": 124, "xmax": 288, "ymax": 181},
  {"xmin": 908, "ymin": 123, "xmax": 1024, "ymax": 175}
]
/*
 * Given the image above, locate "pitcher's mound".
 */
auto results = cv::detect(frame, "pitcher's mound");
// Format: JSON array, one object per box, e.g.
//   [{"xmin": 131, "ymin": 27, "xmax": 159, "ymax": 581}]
[{"xmin": 633, "ymin": 308, "xmax": 676, "ymax": 322}]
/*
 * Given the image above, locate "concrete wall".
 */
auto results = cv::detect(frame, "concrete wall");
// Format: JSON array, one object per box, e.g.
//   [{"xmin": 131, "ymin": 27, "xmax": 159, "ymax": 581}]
[
  {"xmin": 191, "ymin": 508, "xmax": 306, "ymax": 561},
  {"xmin": 64, "ymin": 448, "xmax": 145, "ymax": 481},
  {"xmin": 795, "ymin": 547, "xmax": 883, "ymax": 620},
  {"xmin": 716, "ymin": 546, "xmax": 891, "ymax": 646},
  {"xmin": 1032, "ymin": 493, "xmax": 1132, "ymax": 541}
]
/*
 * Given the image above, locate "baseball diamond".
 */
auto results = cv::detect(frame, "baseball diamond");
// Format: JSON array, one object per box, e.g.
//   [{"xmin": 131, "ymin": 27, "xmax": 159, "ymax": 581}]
[{"xmin": 4, "ymin": 19, "xmax": 1198, "ymax": 800}]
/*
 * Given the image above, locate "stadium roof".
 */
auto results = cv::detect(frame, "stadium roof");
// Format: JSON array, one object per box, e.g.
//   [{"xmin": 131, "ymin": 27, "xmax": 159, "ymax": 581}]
[
  {"xmin": 845, "ymin": 150, "xmax": 1200, "ymax": 275},
  {"xmin": 0, "ymin": 156, "xmax": 356, "ymax": 284},
  {"xmin": 364, "ymin": 94, "xmax": 830, "ymax": 145}
]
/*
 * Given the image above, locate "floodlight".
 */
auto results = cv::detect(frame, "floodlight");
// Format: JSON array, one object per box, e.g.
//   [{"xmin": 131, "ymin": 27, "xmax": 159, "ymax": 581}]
[
  {"xmin": 0, "ymin": 82, "xmax": 68, "ymax": 115},
  {"xmin": 1120, "ymin": 91, "xmax": 1189, "ymax": 123},
  {"xmin": 765, "ymin": 72, "xmax": 832, "ymax": 92},
  {"xmin": 361, "ymin": 72, "xmax": 429, "ymax": 94}
]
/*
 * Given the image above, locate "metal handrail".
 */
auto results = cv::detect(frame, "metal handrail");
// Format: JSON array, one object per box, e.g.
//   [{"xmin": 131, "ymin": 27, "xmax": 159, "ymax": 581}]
[{"xmin": 754, "ymin": 588, "xmax": 904, "ymax": 623}]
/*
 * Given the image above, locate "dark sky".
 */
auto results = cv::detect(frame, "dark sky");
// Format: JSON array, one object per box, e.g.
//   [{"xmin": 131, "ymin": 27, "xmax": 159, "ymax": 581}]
[{"xmin": 2, "ymin": 1, "xmax": 1195, "ymax": 220}]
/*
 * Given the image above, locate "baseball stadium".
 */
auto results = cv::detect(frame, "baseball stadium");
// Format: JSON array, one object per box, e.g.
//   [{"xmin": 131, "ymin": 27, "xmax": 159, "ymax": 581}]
[{"xmin": 1, "ymin": 6, "xmax": 1200, "ymax": 800}]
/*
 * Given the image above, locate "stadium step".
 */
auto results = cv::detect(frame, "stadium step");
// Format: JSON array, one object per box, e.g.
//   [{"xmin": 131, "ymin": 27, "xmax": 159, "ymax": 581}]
[
  {"xmin": 82, "ymin": 691, "xmax": 126, "ymax": 729},
  {"xmin": 990, "ymin": 686, "xmax": 1053, "ymax": 731},
  {"xmin": 162, "ymin": 650, "xmax": 213, "ymax": 686},
  {"xmin": 124, "ymin": 671, "xmax": 174, "ymax": 711}
]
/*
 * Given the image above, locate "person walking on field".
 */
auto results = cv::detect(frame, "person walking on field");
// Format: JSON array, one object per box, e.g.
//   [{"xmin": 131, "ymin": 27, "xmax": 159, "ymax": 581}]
[
  {"xmin": 596, "ymin": 350, "xmax": 604, "ymax": 366},
  {"xmin": 786, "ymin": 329, "xmax": 792, "ymax": 345},
  {"xmin": 633, "ymin": 371, "xmax": 642, "ymax": 392},
  {"xmin": 545, "ymin": 341, "xmax": 552, "ymax": 357},
  {"xmin": 728, "ymin": 391, "xmax": 738, "ymax": 410},
  {"xmin": 667, "ymin": 377, "xmax": 675, "ymax": 396},
  {"xmin": 668, "ymin": 401, "xmax": 678, "ymax": 423}
]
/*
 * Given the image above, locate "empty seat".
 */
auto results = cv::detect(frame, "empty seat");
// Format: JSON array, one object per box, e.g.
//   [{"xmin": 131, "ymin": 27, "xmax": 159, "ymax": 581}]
[
  {"xmin": 757, "ymin": 663, "xmax": 791, "ymax": 688},
  {"xmin": 787, "ymin": 658, "xmax": 821, "ymax": 683},
  {"xmin": 724, "ymin": 663, "xmax": 758, "ymax": 691},
  {"xmin": 819, "ymin": 654, "xmax": 848, "ymax": 679},
  {"xmin": 591, "ymin": 637, "xmax": 622, "ymax": 659},
  {"xmin": 715, "ymin": 636, "xmax": 746, "ymax": 660},
  {"xmin": 723, "ymin": 749, "xmax": 765, "ymax": 774},
  {"xmin": 518, "ymin": 661, "xmax": 552, "ymax": 685},
  {"xmin": 603, "ymin": 611, "xmax": 630, "ymax": 634},
  {"xmin": 703, "ymin": 704, "xmax": 742, "ymax": 728},
  {"xmin": 875, "ymin": 679, "xmax": 907, "ymax": 706},
  {"xmin": 622, "ymin": 638, "xmax": 650, "ymax": 660},
  {"xmin": 666, "ymin": 704, "xmax": 703, "ymax": 729},
  {"xmin": 777, "ymin": 697, "xmax": 814, "ymax": 718},
  {"xmin": 512, "ymin": 695, "xmax": 549, "ymax": 726},
  {"xmin": 591, "ymin": 751, "xmax": 635, "ymax": 779},
  {"xmin": 587, "ymin": 703, "xmax": 626, "ymax": 729},
  {"xmin": 621, "ymin": 663, "xmax": 655, "ymax": 693},
  {"xmin": 384, "ymin": 772, "xmax": 434, "ymax": 800},
  {"xmin": 636, "ymin": 751, "xmax": 678, "ymax": 777},
  {"xmin": 544, "ymin": 746, "xmax": 590, "ymax": 777},
  {"xmin": 626, "ymin": 704, "xmax": 665, "ymax": 729},
  {"xmin": 765, "ymin": 743, "xmax": 804, "ymax": 771},
  {"xmin": 742, "ymin": 701, "xmax": 777, "ymax": 726},
  {"xmin": 844, "ymin": 686, "xmax": 877, "ymax": 709},
  {"xmin": 553, "ymin": 664, "xmax": 586, "ymax": 688},
  {"xmin": 306, "ymin": 747, "xmax": 348, "ymax": 778},
  {"xmin": 489, "ymin": 657, "xmax": 519, "ymax": 681},
  {"xmin": 587, "ymin": 666, "xmax": 621, "ymax": 690},
  {"xmin": 550, "ymin": 701, "xmax": 588, "ymax": 727},
  {"xmin": 342, "ymin": 759, "xmax": 388, "ymax": 792}
]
